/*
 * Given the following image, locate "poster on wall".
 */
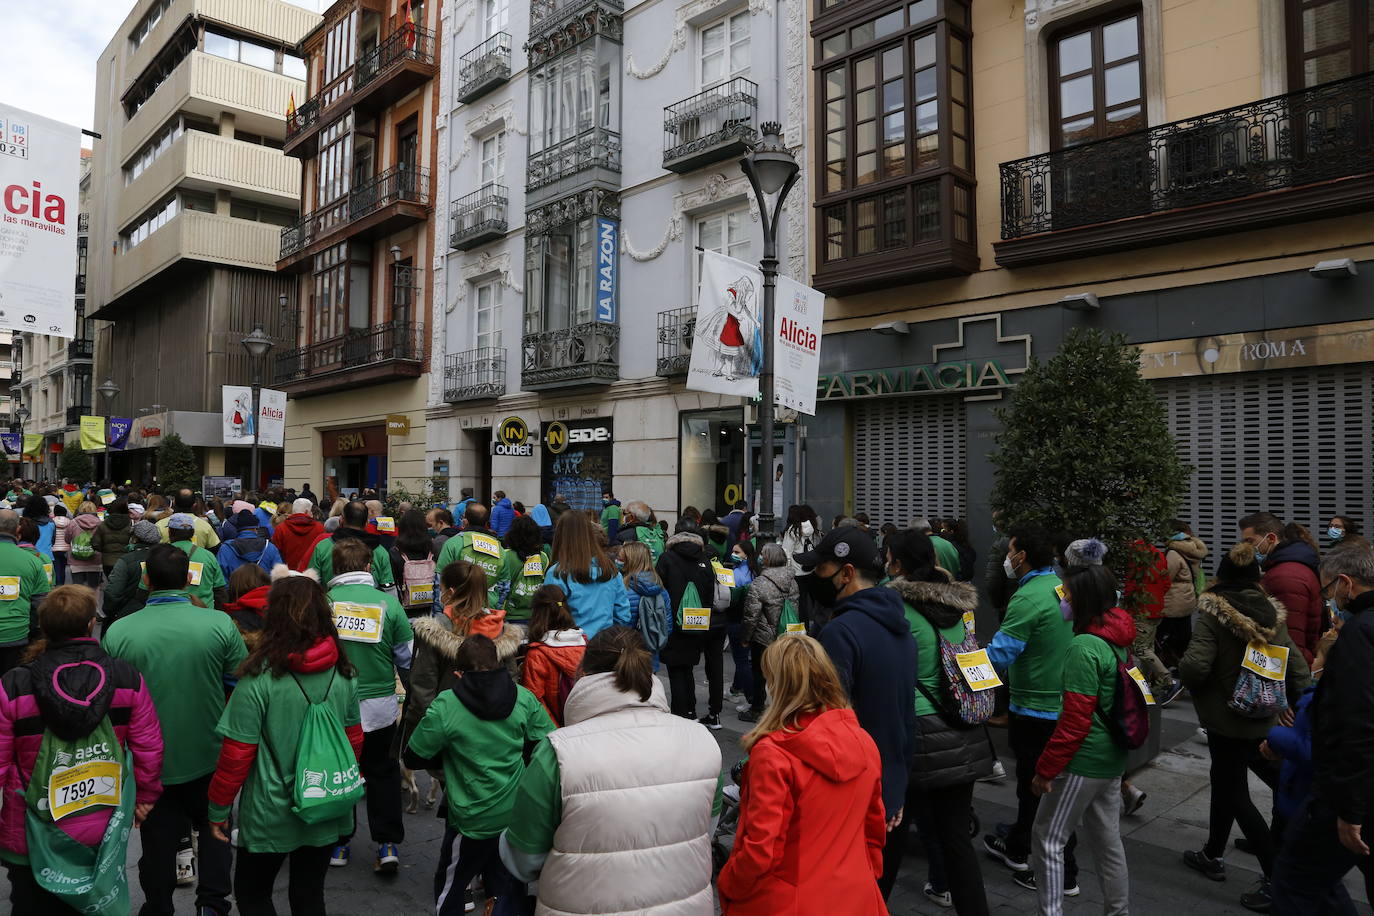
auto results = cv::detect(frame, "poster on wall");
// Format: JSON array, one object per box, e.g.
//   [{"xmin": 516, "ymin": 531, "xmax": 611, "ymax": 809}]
[
  {"xmin": 0, "ymin": 105, "xmax": 80, "ymax": 338},
  {"xmin": 774, "ymin": 276, "xmax": 822, "ymax": 415},
  {"xmin": 542, "ymin": 418, "xmax": 613, "ymax": 512},
  {"xmin": 687, "ymin": 250, "xmax": 764, "ymax": 400},
  {"xmin": 258, "ymin": 388, "xmax": 286, "ymax": 448},
  {"xmin": 222, "ymin": 385, "xmax": 256, "ymax": 445}
]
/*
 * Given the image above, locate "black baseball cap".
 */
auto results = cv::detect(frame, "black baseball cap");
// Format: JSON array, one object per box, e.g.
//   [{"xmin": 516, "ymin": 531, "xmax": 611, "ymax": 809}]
[{"xmin": 793, "ymin": 526, "xmax": 883, "ymax": 573}]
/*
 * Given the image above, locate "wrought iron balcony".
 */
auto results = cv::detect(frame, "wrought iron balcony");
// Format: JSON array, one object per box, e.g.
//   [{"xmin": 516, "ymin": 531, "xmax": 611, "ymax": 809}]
[
  {"xmin": 530, "ymin": 0, "xmax": 622, "ymax": 39},
  {"xmin": 285, "ymin": 95, "xmax": 321, "ymax": 141},
  {"xmin": 273, "ymin": 321, "xmax": 425, "ymax": 396},
  {"xmin": 444, "ymin": 347, "xmax": 506, "ymax": 401},
  {"xmin": 67, "ymin": 339, "xmax": 93, "ymax": 360},
  {"xmin": 449, "ymin": 184, "xmax": 508, "ymax": 250},
  {"xmin": 996, "ymin": 71, "xmax": 1374, "ymax": 266},
  {"xmin": 527, "ymin": 129, "xmax": 621, "ymax": 192},
  {"xmin": 663, "ymin": 78, "xmax": 759, "ymax": 174},
  {"xmin": 351, "ymin": 165, "xmax": 430, "ymax": 221},
  {"xmin": 75, "ymin": 274, "xmax": 86, "ymax": 295},
  {"xmin": 354, "ymin": 24, "xmax": 437, "ymax": 110},
  {"xmin": 457, "ymin": 33, "xmax": 511, "ymax": 104},
  {"xmin": 279, "ymin": 165, "xmax": 430, "ymax": 261},
  {"xmin": 522, "ymin": 321, "xmax": 619, "ymax": 388},
  {"xmin": 656, "ymin": 306, "xmax": 695, "ymax": 376},
  {"xmin": 77, "ymin": 214, "xmax": 89, "ymax": 233},
  {"xmin": 66, "ymin": 405, "xmax": 92, "ymax": 427}
]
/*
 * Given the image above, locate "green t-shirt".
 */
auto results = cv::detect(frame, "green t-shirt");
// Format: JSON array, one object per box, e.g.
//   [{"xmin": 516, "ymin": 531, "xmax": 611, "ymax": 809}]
[
  {"xmin": 213, "ymin": 667, "xmax": 362, "ymax": 852},
  {"xmin": 139, "ymin": 539, "xmax": 224, "ymax": 610},
  {"xmin": 327, "ymin": 582, "xmax": 413, "ymax": 700},
  {"xmin": 437, "ymin": 531, "xmax": 509, "ymax": 598},
  {"xmin": 1062, "ymin": 633, "xmax": 1129, "ymax": 778},
  {"xmin": 600, "ymin": 505, "xmax": 621, "ymax": 528},
  {"xmin": 0, "ymin": 539, "xmax": 50, "ymax": 643},
  {"xmin": 499, "ymin": 549, "xmax": 549, "ymax": 621},
  {"xmin": 999, "ymin": 573, "xmax": 1073, "ymax": 715},
  {"xmin": 407, "ymin": 684, "xmax": 554, "ymax": 837},
  {"xmin": 104, "ymin": 592, "xmax": 247, "ymax": 783},
  {"xmin": 309, "ymin": 537, "xmax": 394, "ymax": 588},
  {"xmin": 903, "ymin": 602, "xmax": 971, "ymax": 718}
]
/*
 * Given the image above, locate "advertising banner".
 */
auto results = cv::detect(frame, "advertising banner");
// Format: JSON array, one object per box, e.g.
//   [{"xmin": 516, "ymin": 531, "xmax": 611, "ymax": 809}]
[
  {"xmin": 1, "ymin": 433, "xmax": 19, "ymax": 461},
  {"xmin": 79, "ymin": 415, "xmax": 105, "ymax": 450},
  {"xmin": 22, "ymin": 434, "xmax": 42, "ymax": 459},
  {"xmin": 201, "ymin": 476, "xmax": 242, "ymax": 499},
  {"xmin": 0, "ymin": 104, "xmax": 80, "ymax": 337},
  {"xmin": 223, "ymin": 385, "xmax": 256, "ymax": 445},
  {"xmin": 687, "ymin": 249, "xmax": 764, "ymax": 400},
  {"xmin": 595, "ymin": 217, "xmax": 618, "ymax": 323},
  {"xmin": 108, "ymin": 418, "xmax": 133, "ymax": 450},
  {"xmin": 258, "ymin": 388, "xmax": 286, "ymax": 448},
  {"xmin": 774, "ymin": 276, "xmax": 823, "ymax": 415}
]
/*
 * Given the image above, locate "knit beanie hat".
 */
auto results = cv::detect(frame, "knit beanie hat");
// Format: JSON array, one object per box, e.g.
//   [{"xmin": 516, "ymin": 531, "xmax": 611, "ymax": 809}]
[
  {"xmin": 1215, "ymin": 542, "xmax": 1263, "ymax": 586},
  {"xmin": 131, "ymin": 520, "xmax": 162, "ymax": 545},
  {"xmin": 1064, "ymin": 538, "xmax": 1108, "ymax": 567}
]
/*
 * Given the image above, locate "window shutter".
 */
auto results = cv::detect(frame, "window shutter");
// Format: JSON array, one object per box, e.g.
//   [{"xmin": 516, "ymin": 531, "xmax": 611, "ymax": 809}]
[{"xmin": 853, "ymin": 397, "xmax": 966, "ymax": 524}]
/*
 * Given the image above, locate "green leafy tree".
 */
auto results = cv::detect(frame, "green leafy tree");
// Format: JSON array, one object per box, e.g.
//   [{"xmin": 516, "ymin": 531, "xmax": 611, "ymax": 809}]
[
  {"xmin": 58, "ymin": 443, "xmax": 95, "ymax": 483},
  {"xmin": 990, "ymin": 328, "xmax": 1192, "ymax": 603},
  {"xmin": 155, "ymin": 434, "xmax": 200, "ymax": 492}
]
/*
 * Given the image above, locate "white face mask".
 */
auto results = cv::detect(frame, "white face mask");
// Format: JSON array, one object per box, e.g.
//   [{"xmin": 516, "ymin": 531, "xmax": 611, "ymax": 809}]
[{"xmin": 1003, "ymin": 555, "xmax": 1017, "ymax": 579}]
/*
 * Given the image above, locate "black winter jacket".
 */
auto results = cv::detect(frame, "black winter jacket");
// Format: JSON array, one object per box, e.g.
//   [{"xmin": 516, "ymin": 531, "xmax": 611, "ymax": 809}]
[
  {"xmin": 656, "ymin": 532, "xmax": 721, "ymax": 664},
  {"xmin": 1313, "ymin": 588, "xmax": 1374, "ymax": 823}
]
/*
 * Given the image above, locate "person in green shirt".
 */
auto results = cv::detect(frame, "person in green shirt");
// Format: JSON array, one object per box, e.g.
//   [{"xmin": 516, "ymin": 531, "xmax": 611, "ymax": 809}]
[
  {"xmin": 308, "ymin": 500, "xmax": 395, "ymax": 590},
  {"xmin": 325, "ymin": 538, "xmax": 414, "ymax": 873},
  {"xmin": 205, "ymin": 574, "xmax": 363, "ymax": 916},
  {"xmin": 153, "ymin": 513, "xmax": 228, "ymax": 609},
  {"xmin": 0, "ymin": 510, "xmax": 50, "ymax": 674},
  {"xmin": 599, "ymin": 493, "xmax": 622, "ymax": 542},
  {"xmin": 103, "ymin": 542, "xmax": 247, "ymax": 916},
  {"xmin": 406, "ymin": 633, "xmax": 554, "ymax": 915},
  {"xmin": 1030, "ymin": 547, "xmax": 1134, "ymax": 916},
  {"xmin": 499, "ymin": 515, "xmax": 550, "ymax": 625},
  {"xmin": 436, "ymin": 503, "xmax": 511, "ymax": 606},
  {"xmin": 155, "ymin": 488, "xmax": 222, "ymax": 551}
]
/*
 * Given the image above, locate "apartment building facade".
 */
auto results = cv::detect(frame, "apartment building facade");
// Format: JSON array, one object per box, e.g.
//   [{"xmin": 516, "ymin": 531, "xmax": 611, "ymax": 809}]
[
  {"xmin": 426, "ymin": 0, "xmax": 809, "ymax": 516},
  {"xmin": 275, "ymin": 0, "xmax": 441, "ymax": 497},
  {"xmin": 87, "ymin": 0, "xmax": 316, "ymax": 486},
  {"xmin": 804, "ymin": 0, "xmax": 1374, "ymax": 552}
]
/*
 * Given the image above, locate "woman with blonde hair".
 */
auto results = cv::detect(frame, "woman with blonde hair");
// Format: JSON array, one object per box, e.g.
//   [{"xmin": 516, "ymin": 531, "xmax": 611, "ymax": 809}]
[
  {"xmin": 546, "ymin": 510, "xmax": 631, "ymax": 638},
  {"xmin": 718, "ymin": 634, "xmax": 888, "ymax": 915},
  {"xmin": 622, "ymin": 540, "xmax": 672, "ymax": 667}
]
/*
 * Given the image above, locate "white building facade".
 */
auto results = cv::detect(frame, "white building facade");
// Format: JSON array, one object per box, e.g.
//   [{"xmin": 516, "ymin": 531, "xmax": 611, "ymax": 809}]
[{"xmin": 429, "ymin": 0, "xmax": 809, "ymax": 518}]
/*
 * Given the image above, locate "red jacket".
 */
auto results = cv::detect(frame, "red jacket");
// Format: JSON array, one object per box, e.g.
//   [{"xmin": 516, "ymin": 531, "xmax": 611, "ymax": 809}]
[
  {"xmin": 521, "ymin": 629, "xmax": 586, "ymax": 726},
  {"xmin": 1124, "ymin": 541, "xmax": 1170, "ymax": 620},
  {"xmin": 1261, "ymin": 540, "xmax": 1324, "ymax": 664},
  {"xmin": 1037, "ymin": 607, "xmax": 1136, "ymax": 780},
  {"xmin": 272, "ymin": 514, "xmax": 326, "ymax": 571},
  {"xmin": 718, "ymin": 708, "xmax": 888, "ymax": 916}
]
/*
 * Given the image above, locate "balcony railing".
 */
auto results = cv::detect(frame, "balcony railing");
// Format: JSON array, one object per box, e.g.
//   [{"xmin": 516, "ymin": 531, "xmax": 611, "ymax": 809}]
[
  {"xmin": 656, "ymin": 306, "xmax": 695, "ymax": 376},
  {"xmin": 998, "ymin": 71, "xmax": 1374, "ymax": 250},
  {"xmin": 663, "ymin": 78, "xmax": 759, "ymax": 174},
  {"xmin": 527, "ymin": 129, "xmax": 621, "ymax": 191},
  {"xmin": 67, "ymin": 339, "xmax": 93, "ymax": 360},
  {"xmin": 449, "ymin": 184, "xmax": 508, "ymax": 250},
  {"xmin": 444, "ymin": 347, "xmax": 506, "ymax": 401},
  {"xmin": 285, "ymin": 94, "xmax": 321, "ymax": 141},
  {"xmin": 274, "ymin": 321, "xmax": 425, "ymax": 386},
  {"xmin": 75, "ymin": 274, "xmax": 86, "ymax": 295},
  {"xmin": 523, "ymin": 321, "xmax": 619, "ymax": 387},
  {"xmin": 77, "ymin": 214, "xmax": 89, "ymax": 233},
  {"xmin": 457, "ymin": 32, "xmax": 511, "ymax": 104},
  {"xmin": 280, "ymin": 165, "xmax": 430, "ymax": 259},
  {"xmin": 356, "ymin": 24, "xmax": 437, "ymax": 91},
  {"xmin": 66, "ymin": 406, "xmax": 92, "ymax": 427}
]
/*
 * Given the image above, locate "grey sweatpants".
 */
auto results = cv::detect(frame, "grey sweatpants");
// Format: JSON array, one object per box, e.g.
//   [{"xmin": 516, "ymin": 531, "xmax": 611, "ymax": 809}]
[{"xmin": 1033, "ymin": 772, "xmax": 1129, "ymax": 916}]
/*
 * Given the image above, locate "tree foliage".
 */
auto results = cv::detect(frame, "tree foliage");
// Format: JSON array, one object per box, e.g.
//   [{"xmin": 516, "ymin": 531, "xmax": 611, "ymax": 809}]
[
  {"xmin": 58, "ymin": 443, "xmax": 95, "ymax": 483},
  {"xmin": 155, "ymin": 434, "xmax": 200, "ymax": 493},
  {"xmin": 990, "ymin": 328, "xmax": 1192, "ymax": 591}
]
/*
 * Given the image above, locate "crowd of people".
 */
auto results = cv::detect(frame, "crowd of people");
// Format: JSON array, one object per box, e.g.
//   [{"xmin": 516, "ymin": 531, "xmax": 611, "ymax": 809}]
[{"xmin": 0, "ymin": 474, "xmax": 1370, "ymax": 915}]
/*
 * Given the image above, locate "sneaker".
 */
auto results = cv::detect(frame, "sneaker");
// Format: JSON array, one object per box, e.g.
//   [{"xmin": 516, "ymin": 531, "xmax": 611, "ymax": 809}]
[
  {"xmin": 979, "ymin": 760, "xmax": 1007, "ymax": 782},
  {"xmin": 175, "ymin": 848, "xmax": 195, "ymax": 887},
  {"xmin": 1158, "ymin": 678, "xmax": 1186, "ymax": 707},
  {"xmin": 329, "ymin": 844, "xmax": 350, "ymax": 868},
  {"xmin": 922, "ymin": 881, "xmax": 953, "ymax": 908},
  {"xmin": 728, "ymin": 687, "xmax": 744, "ymax": 698},
  {"xmin": 1122, "ymin": 784, "xmax": 1148, "ymax": 816},
  {"xmin": 982, "ymin": 834, "xmax": 1030, "ymax": 872},
  {"xmin": 738, "ymin": 707, "xmax": 763, "ymax": 723},
  {"xmin": 1183, "ymin": 849, "xmax": 1226, "ymax": 881},
  {"xmin": 1011, "ymin": 873, "xmax": 1079, "ymax": 896},
  {"xmin": 1240, "ymin": 878, "xmax": 1272, "ymax": 913},
  {"xmin": 735, "ymin": 702, "xmax": 753, "ymax": 713},
  {"xmin": 463, "ymin": 888, "xmax": 476, "ymax": 912},
  {"xmin": 701, "ymin": 714, "xmax": 723, "ymax": 730},
  {"xmin": 375, "ymin": 842, "xmax": 399, "ymax": 875}
]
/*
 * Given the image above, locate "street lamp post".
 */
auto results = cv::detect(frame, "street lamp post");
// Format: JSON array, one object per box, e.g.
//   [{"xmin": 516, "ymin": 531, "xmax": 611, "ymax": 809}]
[
  {"xmin": 15, "ymin": 406, "xmax": 30, "ymax": 480},
  {"xmin": 96, "ymin": 378, "xmax": 120, "ymax": 485},
  {"xmin": 740, "ymin": 122, "xmax": 800, "ymax": 543},
  {"xmin": 241, "ymin": 324, "xmax": 275, "ymax": 493}
]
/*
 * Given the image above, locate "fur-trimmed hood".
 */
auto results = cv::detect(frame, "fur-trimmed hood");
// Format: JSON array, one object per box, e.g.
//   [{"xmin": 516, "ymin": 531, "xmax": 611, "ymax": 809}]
[
  {"xmin": 1198, "ymin": 588, "xmax": 1287, "ymax": 646},
  {"xmin": 886, "ymin": 576, "xmax": 977, "ymax": 629},
  {"xmin": 410, "ymin": 613, "xmax": 522, "ymax": 661},
  {"xmin": 666, "ymin": 531, "xmax": 704, "ymax": 550},
  {"xmin": 1166, "ymin": 535, "xmax": 1209, "ymax": 563}
]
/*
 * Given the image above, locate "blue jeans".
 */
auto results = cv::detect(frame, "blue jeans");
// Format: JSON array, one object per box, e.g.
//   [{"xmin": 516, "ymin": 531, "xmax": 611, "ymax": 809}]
[
  {"xmin": 726, "ymin": 621, "xmax": 753, "ymax": 696},
  {"xmin": 52, "ymin": 551, "xmax": 67, "ymax": 586},
  {"xmin": 1271, "ymin": 795, "xmax": 1370, "ymax": 915}
]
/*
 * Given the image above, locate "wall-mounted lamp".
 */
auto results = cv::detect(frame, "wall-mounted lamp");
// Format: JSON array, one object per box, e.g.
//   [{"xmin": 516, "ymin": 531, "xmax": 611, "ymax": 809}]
[
  {"xmin": 872, "ymin": 320, "xmax": 910, "ymax": 336},
  {"xmin": 390, "ymin": 245, "xmax": 403, "ymax": 263},
  {"xmin": 1059, "ymin": 292, "xmax": 1100, "ymax": 311},
  {"xmin": 1310, "ymin": 258, "xmax": 1358, "ymax": 279}
]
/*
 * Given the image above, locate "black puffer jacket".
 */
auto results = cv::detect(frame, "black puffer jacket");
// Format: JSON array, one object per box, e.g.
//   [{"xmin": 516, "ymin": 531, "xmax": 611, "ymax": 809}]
[
  {"xmin": 656, "ymin": 532, "xmax": 720, "ymax": 665},
  {"xmin": 888, "ymin": 577, "xmax": 994, "ymax": 789}
]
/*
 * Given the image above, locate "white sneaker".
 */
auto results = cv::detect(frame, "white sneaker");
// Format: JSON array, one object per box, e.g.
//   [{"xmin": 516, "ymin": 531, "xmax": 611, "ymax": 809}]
[
  {"xmin": 923, "ymin": 881, "xmax": 953, "ymax": 908},
  {"xmin": 175, "ymin": 848, "xmax": 195, "ymax": 887},
  {"xmin": 979, "ymin": 760, "xmax": 1007, "ymax": 782}
]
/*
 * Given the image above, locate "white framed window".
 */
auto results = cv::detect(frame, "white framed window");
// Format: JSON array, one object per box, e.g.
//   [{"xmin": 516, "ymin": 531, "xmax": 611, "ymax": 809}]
[
  {"xmin": 474, "ymin": 280, "xmax": 503, "ymax": 350},
  {"xmin": 483, "ymin": 0, "xmax": 509, "ymax": 37},
  {"xmin": 694, "ymin": 206, "xmax": 752, "ymax": 290},
  {"xmin": 700, "ymin": 12, "xmax": 750, "ymax": 88},
  {"xmin": 480, "ymin": 131, "xmax": 506, "ymax": 185}
]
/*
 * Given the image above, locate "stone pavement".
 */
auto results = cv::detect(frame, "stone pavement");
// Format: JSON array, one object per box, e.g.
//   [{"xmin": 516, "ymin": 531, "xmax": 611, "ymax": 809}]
[{"xmin": 119, "ymin": 670, "xmax": 1372, "ymax": 915}]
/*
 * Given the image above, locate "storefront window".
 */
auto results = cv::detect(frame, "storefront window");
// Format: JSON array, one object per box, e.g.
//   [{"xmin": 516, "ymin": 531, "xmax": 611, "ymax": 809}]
[
  {"xmin": 679, "ymin": 408, "xmax": 746, "ymax": 517},
  {"xmin": 542, "ymin": 418, "xmax": 614, "ymax": 511}
]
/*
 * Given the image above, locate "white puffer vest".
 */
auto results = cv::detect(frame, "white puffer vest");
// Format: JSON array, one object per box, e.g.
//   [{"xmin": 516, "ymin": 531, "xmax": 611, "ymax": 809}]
[{"xmin": 536, "ymin": 672, "xmax": 722, "ymax": 916}]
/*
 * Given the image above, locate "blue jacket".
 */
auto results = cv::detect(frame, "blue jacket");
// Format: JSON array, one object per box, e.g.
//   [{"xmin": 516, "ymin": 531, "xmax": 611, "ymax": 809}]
[
  {"xmin": 546, "ymin": 559, "xmax": 633, "ymax": 639},
  {"xmin": 530, "ymin": 504, "xmax": 554, "ymax": 545},
  {"xmin": 34, "ymin": 518, "xmax": 55, "ymax": 561},
  {"xmin": 254, "ymin": 507, "xmax": 275, "ymax": 534},
  {"xmin": 217, "ymin": 532, "xmax": 284, "ymax": 578},
  {"xmin": 818, "ymin": 585, "xmax": 918, "ymax": 817},
  {"xmin": 1268, "ymin": 685, "xmax": 1317, "ymax": 820},
  {"xmin": 490, "ymin": 498, "xmax": 515, "ymax": 537}
]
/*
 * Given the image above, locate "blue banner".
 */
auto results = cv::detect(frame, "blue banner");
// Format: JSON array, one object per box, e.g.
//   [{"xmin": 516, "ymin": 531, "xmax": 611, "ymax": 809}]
[
  {"xmin": 108, "ymin": 418, "xmax": 133, "ymax": 450},
  {"xmin": 0, "ymin": 433, "xmax": 18, "ymax": 459},
  {"xmin": 595, "ymin": 217, "xmax": 617, "ymax": 324}
]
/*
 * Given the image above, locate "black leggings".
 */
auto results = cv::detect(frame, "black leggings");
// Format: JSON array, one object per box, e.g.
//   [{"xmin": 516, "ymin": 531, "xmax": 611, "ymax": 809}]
[
  {"xmin": 234, "ymin": 844, "xmax": 334, "ymax": 916},
  {"xmin": 1204, "ymin": 733, "xmax": 1277, "ymax": 875},
  {"xmin": 880, "ymin": 780, "xmax": 990, "ymax": 915}
]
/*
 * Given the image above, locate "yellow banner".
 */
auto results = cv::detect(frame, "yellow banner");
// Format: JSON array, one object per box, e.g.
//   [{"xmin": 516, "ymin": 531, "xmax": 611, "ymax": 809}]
[
  {"xmin": 80, "ymin": 416, "xmax": 106, "ymax": 451},
  {"xmin": 22, "ymin": 434, "xmax": 42, "ymax": 459}
]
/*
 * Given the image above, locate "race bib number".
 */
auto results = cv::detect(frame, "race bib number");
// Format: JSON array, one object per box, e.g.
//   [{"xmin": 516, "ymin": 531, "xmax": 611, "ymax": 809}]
[
  {"xmin": 187, "ymin": 562, "xmax": 203, "ymax": 586},
  {"xmin": 1126, "ymin": 666, "xmax": 1158, "ymax": 705},
  {"xmin": 43, "ymin": 563, "xmax": 53, "ymax": 587},
  {"xmin": 407, "ymin": 584, "xmax": 435, "ymax": 606},
  {"xmin": 523, "ymin": 555, "xmax": 545, "ymax": 577},
  {"xmin": 1241, "ymin": 641, "xmax": 1289, "ymax": 681},
  {"xmin": 1055, "ymin": 584, "xmax": 1067, "ymax": 601},
  {"xmin": 962, "ymin": 610, "xmax": 976, "ymax": 636},
  {"xmin": 48, "ymin": 759, "xmax": 121, "ymax": 821},
  {"xmin": 955, "ymin": 648, "xmax": 1002, "ymax": 691},
  {"xmin": 785, "ymin": 622, "xmax": 806, "ymax": 634},
  {"xmin": 259, "ymin": 501, "xmax": 278, "ymax": 516},
  {"xmin": 100, "ymin": 493, "xmax": 116, "ymax": 506},
  {"xmin": 470, "ymin": 534, "xmax": 502, "ymax": 558},
  {"xmin": 0, "ymin": 576, "xmax": 19, "ymax": 600},
  {"xmin": 682, "ymin": 608, "xmax": 710, "ymax": 631},
  {"xmin": 332, "ymin": 601, "xmax": 384, "ymax": 643},
  {"xmin": 711, "ymin": 560, "xmax": 735, "ymax": 588},
  {"xmin": 374, "ymin": 516, "xmax": 396, "ymax": 534}
]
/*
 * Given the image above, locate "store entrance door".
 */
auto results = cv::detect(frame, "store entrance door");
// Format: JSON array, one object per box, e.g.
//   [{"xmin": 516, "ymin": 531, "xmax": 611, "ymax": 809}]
[
  {"xmin": 746, "ymin": 424, "xmax": 800, "ymax": 522},
  {"xmin": 321, "ymin": 425, "xmax": 388, "ymax": 498}
]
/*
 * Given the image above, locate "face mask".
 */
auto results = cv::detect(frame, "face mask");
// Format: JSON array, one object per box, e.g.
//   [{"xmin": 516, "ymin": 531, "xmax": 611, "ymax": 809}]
[
  {"xmin": 799, "ymin": 569, "xmax": 843, "ymax": 608},
  {"xmin": 1003, "ymin": 555, "xmax": 1018, "ymax": 579},
  {"xmin": 1328, "ymin": 527, "xmax": 1344, "ymax": 542},
  {"xmin": 1170, "ymin": 532, "xmax": 1188, "ymax": 541},
  {"xmin": 1330, "ymin": 598, "xmax": 1350, "ymax": 625}
]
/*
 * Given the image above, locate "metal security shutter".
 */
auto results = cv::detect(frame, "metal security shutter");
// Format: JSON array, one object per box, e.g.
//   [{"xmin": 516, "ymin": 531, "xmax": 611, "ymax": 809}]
[
  {"xmin": 1156, "ymin": 365, "xmax": 1374, "ymax": 555},
  {"xmin": 853, "ymin": 398, "xmax": 966, "ymax": 526}
]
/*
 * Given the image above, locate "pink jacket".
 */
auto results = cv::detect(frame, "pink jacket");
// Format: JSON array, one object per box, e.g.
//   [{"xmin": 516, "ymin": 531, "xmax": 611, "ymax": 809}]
[
  {"xmin": 51, "ymin": 516, "xmax": 70, "ymax": 554},
  {"xmin": 67, "ymin": 513, "xmax": 103, "ymax": 573},
  {"xmin": 0, "ymin": 638, "xmax": 163, "ymax": 858}
]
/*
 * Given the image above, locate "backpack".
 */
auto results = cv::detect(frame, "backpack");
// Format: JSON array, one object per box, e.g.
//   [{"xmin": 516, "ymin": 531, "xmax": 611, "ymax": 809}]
[
  {"xmin": 1229, "ymin": 640, "xmax": 1290, "ymax": 719},
  {"xmin": 1088, "ymin": 634, "xmax": 1153, "ymax": 749},
  {"xmin": 775, "ymin": 597, "xmax": 805, "ymax": 636},
  {"xmin": 264, "ymin": 671, "xmax": 365, "ymax": 824},
  {"xmin": 676, "ymin": 581, "xmax": 711, "ymax": 632},
  {"xmin": 70, "ymin": 530, "xmax": 95, "ymax": 560},
  {"xmin": 913, "ymin": 620, "xmax": 997, "ymax": 729},
  {"xmin": 397, "ymin": 549, "xmax": 436, "ymax": 611},
  {"xmin": 634, "ymin": 589, "xmax": 672, "ymax": 652},
  {"xmin": 633, "ymin": 524, "xmax": 666, "ymax": 564}
]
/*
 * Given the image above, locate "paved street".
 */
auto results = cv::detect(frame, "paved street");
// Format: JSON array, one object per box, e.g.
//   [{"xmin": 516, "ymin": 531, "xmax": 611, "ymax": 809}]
[{"xmin": 120, "ymin": 663, "xmax": 1373, "ymax": 916}]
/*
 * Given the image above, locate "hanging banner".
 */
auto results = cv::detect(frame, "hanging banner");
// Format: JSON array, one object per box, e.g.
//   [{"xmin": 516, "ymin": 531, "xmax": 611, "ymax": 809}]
[
  {"xmin": 0, "ymin": 105, "xmax": 80, "ymax": 338},
  {"xmin": 258, "ymin": 388, "xmax": 286, "ymax": 449},
  {"xmin": 1, "ymin": 433, "xmax": 19, "ymax": 461},
  {"xmin": 595, "ymin": 217, "xmax": 618, "ymax": 323},
  {"xmin": 79, "ymin": 415, "xmax": 105, "ymax": 450},
  {"xmin": 108, "ymin": 418, "xmax": 132, "ymax": 450},
  {"xmin": 222, "ymin": 385, "xmax": 256, "ymax": 445},
  {"xmin": 22, "ymin": 434, "xmax": 42, "ymax": 459},
  {"xmin": 774, "ymin": 276, "xmax": 823, "ymax": 416},
  {"xmin": 687, "ymin": 249, "xmax": 765, "ymax": 400}
]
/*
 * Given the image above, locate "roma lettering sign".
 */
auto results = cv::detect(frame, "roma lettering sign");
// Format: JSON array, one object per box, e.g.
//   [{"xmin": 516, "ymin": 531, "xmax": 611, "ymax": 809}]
[{"xmin": 816, "ymin": 360, "xmax": 1014, "ymax": 401}]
